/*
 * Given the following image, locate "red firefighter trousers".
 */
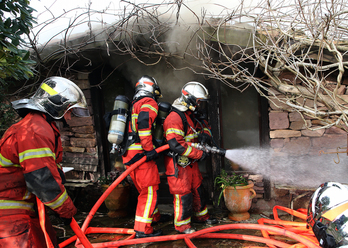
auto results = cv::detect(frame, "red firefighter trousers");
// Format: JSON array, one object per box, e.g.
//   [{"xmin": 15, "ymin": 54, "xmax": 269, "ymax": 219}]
[
  {"xmin": 164, "ymin": 156, "xmax": 210, "ymax": 232},
  {"xmin": 127, "ymin": 159, "xmax": 161, "ymax": 234},
  {"xmin": 0, "ymin": 214, "xmax": 57, "ymax": 248}
]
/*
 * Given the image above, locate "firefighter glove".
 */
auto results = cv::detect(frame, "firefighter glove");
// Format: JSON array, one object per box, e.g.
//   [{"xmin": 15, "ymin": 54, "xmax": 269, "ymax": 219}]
[
  {"xmin": 198, "ymin": 133, "xmax": 211, "ymax": 144},
  {"xmin": 198, "ymin": 151, "xmax": 208, "ymax": 162},
  {"xmin": 145, "ymin": 149, "xmax": 159, "ymax": 161}
]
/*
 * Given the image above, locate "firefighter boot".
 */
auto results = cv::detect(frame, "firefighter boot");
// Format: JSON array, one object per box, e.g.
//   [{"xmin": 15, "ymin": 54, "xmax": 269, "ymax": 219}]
[
  {"xmin": 193, "ymin": 217, "xmax": 218, "ymax": 225},
  {"xmin": 135, "ymin": 229, "xmax": 163, "ymax": 238},
  {"xmin": 181, "ymin": 227, "xmax": 196, "ymax": 234}
]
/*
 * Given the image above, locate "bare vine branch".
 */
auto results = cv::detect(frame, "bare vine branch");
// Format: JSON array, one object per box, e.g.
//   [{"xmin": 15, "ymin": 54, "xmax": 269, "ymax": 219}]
[{"xmin": 23, "ymin": 0, "xmax": 348, "ymax": 132}]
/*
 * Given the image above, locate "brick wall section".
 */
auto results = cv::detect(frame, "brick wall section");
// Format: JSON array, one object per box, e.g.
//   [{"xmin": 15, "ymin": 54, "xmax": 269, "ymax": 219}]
[{"xmin": 58, "ymin": 72, "xmax": 99, "ymax": 181}]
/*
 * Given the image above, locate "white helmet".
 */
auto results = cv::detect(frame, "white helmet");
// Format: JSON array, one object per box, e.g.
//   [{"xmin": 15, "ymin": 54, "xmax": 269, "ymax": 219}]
[
  {"xmin": 12, "ymin": 76, "xmax": 90, "ymax": 119},
  {"xmin": 307, "ymin": 182, "xmax": 348, "ymax": 248},
  {"xmin": 174, "ymin": 82, "xmax": 209, "ymax": 111},
  {"xmin": 133, "ymin": 75, "xmax": 162, "ymax": 100}
]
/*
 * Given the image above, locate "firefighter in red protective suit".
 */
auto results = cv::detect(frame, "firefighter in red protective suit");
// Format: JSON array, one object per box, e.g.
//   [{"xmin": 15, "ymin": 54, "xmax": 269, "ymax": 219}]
[
  {"xmin": 122, "ymin": 75, "xmax": 168, "ymax": 238},
  {"xmin": 0, "ymin": 77, "xmax": 90, "ymax": 248},
  {"xmin": 163, "ymin": 81, "xmax": 218, "ymax": 234}
]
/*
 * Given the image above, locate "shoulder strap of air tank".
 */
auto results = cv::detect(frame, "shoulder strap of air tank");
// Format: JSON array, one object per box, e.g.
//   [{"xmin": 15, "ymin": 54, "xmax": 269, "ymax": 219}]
[
  {"xmin": 128, "ymin": 101, "xmax": 140, "ymax": 142},
  {"xmin": 170, "ymin": 107, "xmax": 188, "ymax": 135},
  {"xmin": 118, "ymin": 102, "xmax": 136, "ymax": 156}
]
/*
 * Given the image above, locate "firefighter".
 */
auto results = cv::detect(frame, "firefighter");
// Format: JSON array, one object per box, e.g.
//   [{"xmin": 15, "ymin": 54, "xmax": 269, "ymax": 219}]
[
  {"xmin": 122, "ymin": 75, "xmax": 166, "ymax": 238},
  {"xmin": 163, "ymin": 81, "xmax": 218, "ymax": 234},
  {"xmin": 0, "ymin": 76, "xmax": 90, "ymax": 247},
  {"xmin": 307, "ymin": 182, "xmax": 348, "ymax": 248}
]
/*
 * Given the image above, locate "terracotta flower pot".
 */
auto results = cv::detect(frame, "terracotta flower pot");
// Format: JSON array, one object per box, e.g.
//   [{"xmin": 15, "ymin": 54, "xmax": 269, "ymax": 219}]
[
  {"xmin": 223, "ymin": 181, "xmax": 256, "ymax": 221},
  {"xmin": 102, "ymin": 183, "xmax": 130, "ymax": 218}
]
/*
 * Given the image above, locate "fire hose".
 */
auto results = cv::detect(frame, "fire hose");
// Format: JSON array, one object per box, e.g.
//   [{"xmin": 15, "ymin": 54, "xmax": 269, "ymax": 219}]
[
  {"xmin": 50, "ymin": 143, "xmax": 321, "ymax": 248},
  {"xmin": 73, "ymin": 144, "xmax": 170, "ymax": 247},
  {"xmin": 78, "ymin": 143, "xmax": 223, "ymax": 237}
]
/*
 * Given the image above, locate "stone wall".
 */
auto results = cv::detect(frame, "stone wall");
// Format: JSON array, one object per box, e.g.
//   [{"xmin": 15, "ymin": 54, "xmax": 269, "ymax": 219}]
[
  {"xmin": 268, "ymin": 87, "xmax": 347, "ymax": 156},
  {"xmin": 57, "ymin": 72, "xmax": 100, "ymax": 182},
  {"xmin": 266, "ymin": 87, "xmax": 348, "ymax": 210},
  {"xmin": 249, "ymin": 174, "xmax": 265, "ymax": 203}
]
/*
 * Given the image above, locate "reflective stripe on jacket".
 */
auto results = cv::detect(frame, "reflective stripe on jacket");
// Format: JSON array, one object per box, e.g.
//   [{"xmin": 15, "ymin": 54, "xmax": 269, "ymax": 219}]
[
  {"xmin": 123, "ymin": 97, "xmax": 158, "ymax": 164},
  {"xmin": 163, "ymin": 110, "xmax": 210, "ymax": 159},
  {"xmin": 0, "ymin": 112, "xmax": 76, "ymax": 218}
]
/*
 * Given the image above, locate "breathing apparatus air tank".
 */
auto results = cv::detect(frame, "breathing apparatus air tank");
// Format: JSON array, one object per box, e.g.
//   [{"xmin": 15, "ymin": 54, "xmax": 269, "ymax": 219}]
[
  {"xmin": 108, "ymin": 95, "xmax": 130, "ymax": 153},
  {"xmin": 153, "ymin": 101, "xmax": 171, "ymax": 145}
]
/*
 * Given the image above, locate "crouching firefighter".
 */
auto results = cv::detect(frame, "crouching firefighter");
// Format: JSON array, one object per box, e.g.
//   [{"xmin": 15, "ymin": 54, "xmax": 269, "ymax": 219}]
[
  {"xmin": 163, "ymin": 81, "xmax": 218, "ymax": 234},
  {"xmin": 121, "ymin": 75, "xmax": 169, "ymax": 238},
  {"xmin": 0, "ymin": 77, "xmax": 90, "ymax": 247}
]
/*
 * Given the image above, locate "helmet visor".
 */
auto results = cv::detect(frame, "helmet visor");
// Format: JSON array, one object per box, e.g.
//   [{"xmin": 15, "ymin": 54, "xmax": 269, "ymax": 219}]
[{"xmin": 72, "ymin": 107, "xmax": 90, "ymax": 117}]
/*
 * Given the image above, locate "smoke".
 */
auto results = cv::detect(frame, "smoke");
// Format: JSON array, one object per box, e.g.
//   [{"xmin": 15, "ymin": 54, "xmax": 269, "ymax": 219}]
[
  {"xmin": 225, "ymin": 147, "xmax": 348, "ymax": 188},
  {"xmin": 117, "ymin": 17, "xmax": 208, "ymax": 104},
  {"xmin": 114, "ymin": 0, "xmax": 258, "ymax": 103},
  {"xmin": 119, "ymin": 57, "xmax": 192, "ymax": 104}
]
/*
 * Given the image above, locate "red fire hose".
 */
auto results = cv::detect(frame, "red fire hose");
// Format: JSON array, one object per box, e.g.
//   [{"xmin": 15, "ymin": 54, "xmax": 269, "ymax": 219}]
[
  {"xmin": 54, "ymin": 143, "xmax": 321, "ymax": 248},
  {"xmin": 37, "ymin": 197, "xmax": 92, "ymax": 248},
  {"xmin": 68, "ymin": 223, "xmax": 320, "ymax": 248},
  {"xmin": 37, "ymin": 198, "xmax": 55, "ymax": 248},
  {"xmin": 70, "ymin": 218, "xmax": 93, "ymax": 248},
  {"xmin": 74, "ymin": 144, "xmax": 169, "ymax": 246},
  {"xmin": 272, "ymin": 205, "xmax": 307, "ymax": 220}
]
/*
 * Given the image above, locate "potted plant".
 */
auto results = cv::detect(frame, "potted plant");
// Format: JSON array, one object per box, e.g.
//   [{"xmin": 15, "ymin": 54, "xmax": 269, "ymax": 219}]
[
  {"xmin": 97, "ymin": 170, "xmax": 130, "ymax": 218},
  {"xmin": 214, "ymin": 169, "xmax": 256, "ymax": 221}
]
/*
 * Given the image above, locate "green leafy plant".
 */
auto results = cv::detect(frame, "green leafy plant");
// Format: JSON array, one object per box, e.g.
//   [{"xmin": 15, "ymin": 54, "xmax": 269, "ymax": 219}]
[
  {"xmin": 214, "ymin": 169, "xmax": 249, "ymax": 206},
  {"xmin": 0, "ymin": 0, "xmax": 36, "ymax": 81},
  {"xmin": 0, "ymin": 1, "xmax": 37, "ymax": 136},
  {"xmin": 97, "ymin": 170, "xmax": 128, "ymax": 187}
]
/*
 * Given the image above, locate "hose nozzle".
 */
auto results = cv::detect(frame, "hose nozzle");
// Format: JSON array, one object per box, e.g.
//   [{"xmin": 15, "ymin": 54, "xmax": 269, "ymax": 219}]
[
  {"xmin": 210, "ymin": 146, "xmax": 226, "ymax": 156},
  {"xmin": 190, "ymin": 143, "xmax": 226, "ymax": 156}
]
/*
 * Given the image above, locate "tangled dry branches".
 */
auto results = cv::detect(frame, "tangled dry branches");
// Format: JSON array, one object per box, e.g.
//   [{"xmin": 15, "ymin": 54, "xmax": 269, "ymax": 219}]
[
  {"xmin": 191, "ymin": 0, "xmax": 348, "ymax": 132},
  {"xmin": 26, "ymin": 0, "xmax": 348, "ymax": 131}
]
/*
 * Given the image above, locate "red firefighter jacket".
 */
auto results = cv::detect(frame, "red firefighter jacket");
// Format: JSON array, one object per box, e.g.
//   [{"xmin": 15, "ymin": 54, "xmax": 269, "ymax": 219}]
[
  {"xmin": 122, "ymin": 96, "xmax": 158, "ymax": 164},
  {"xmin": 0, "ymin": 112, "xmax": 76, "ymax": 219},
  {"xmin": 163, "ymin": 109, "xmax": 212, "ymax": 159}
]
